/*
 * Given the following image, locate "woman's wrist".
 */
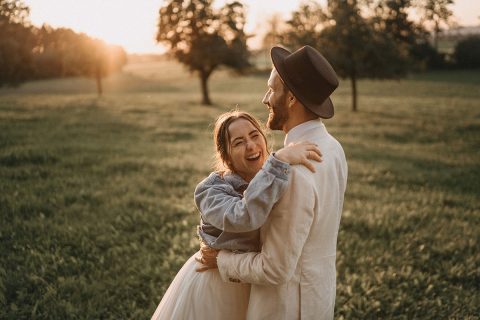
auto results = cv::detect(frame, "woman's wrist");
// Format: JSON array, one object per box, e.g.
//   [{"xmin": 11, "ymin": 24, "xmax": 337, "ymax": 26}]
[{"xmin": 273, "ymin": 148, "xmax": 289, "ymax": 163}]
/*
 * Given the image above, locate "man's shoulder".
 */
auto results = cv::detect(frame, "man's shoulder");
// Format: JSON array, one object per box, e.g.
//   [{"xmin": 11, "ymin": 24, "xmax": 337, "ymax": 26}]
[
  {"xmin": 271, "ymin": 165, "xmax": 316, "ymax": 216},
  {"xmin": 288, "ymin": 165, "xmax": 317, "ymax": 190},
  {"xmin": 326, "ymin": 131, "xmax": 346, "ymax": 152}
]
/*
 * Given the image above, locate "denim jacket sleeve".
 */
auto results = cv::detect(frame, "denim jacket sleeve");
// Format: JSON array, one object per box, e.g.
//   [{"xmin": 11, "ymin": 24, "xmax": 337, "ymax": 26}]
[{"xmin": 194, "ymin": 154, "xmax": 290, "ymax": 233}]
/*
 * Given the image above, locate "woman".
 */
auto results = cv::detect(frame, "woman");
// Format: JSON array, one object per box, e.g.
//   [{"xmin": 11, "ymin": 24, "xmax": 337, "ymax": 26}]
[{"xmin": 151, "ymin": 111, "xmax": 321, "ymax": 320}]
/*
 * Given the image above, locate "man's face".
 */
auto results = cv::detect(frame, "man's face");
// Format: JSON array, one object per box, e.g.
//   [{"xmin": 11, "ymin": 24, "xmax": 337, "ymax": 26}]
[{"xmin": 262, "ymin": 69, "xmax": 289, "ymax": 131}]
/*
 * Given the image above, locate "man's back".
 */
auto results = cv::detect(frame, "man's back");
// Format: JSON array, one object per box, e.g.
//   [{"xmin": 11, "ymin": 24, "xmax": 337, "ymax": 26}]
[{"xmin": 218, "ymin": 119, "xmax": 348, "ymax": 320}]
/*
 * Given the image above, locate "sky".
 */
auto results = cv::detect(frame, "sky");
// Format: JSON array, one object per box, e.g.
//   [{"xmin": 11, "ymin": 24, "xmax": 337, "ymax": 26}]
[{"xmin": 26, "ymin": 0, "xmax": 480, "ymax": 54}]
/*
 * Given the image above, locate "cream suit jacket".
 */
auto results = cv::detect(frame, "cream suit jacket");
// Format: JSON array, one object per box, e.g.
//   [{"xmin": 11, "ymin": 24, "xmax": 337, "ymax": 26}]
[{"xmin": 217, "ymin": 119, "xmax": 348, "ymax": 320}]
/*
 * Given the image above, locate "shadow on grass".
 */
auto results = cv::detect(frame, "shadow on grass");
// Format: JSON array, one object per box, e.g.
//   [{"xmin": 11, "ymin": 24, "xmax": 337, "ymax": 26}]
[{"xmin": 0, "ymin": 72, "xmax": 183, "ymax": 95}]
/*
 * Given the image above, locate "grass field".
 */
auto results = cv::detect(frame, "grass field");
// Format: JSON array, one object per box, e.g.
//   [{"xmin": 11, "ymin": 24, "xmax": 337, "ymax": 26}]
[{"xmin": 1, "ymin": 58, "xmax": 479, "ymax": 319}]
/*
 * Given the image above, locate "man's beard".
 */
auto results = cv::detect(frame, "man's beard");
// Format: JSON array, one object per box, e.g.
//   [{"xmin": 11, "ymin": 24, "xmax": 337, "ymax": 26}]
[
  {"xmin": 267, "ymin": 110, "xmax": 284, "ymax": 130},
  {"xmin": 266, "ymin": 101, "xmax": 288, "ymax": 131}
]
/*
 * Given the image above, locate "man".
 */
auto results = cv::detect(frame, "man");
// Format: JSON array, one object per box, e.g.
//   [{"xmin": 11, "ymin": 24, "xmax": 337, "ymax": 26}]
[{"xmin": 201, "ymin": 45, "xmax": 348, "ymax": 319}]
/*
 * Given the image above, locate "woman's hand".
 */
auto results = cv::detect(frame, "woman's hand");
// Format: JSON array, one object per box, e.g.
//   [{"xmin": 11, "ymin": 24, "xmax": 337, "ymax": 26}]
[
  {"xmin": 274, "ymin": 141, "xmax": 322, "ymax": 173},
  {"xmin": 195, "ymin": 241, "xmax": 220, "ymax": 272}
]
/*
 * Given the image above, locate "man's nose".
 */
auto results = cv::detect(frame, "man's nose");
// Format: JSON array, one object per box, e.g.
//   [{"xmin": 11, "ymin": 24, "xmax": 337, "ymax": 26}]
[{"xmin": 262, "ymin": 92, "xmax": 268, "ymax": 105}]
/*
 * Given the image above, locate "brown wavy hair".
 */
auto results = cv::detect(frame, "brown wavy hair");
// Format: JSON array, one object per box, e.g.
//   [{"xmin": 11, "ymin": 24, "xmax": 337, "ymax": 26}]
[{"xmin": 213, "ymin": 110, "xmax": 269, "ymax": 173}]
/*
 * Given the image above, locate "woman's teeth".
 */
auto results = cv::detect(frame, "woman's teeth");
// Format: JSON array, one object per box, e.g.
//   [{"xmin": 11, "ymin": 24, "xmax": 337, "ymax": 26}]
[{"xmin": 247, "ymin": 152, "xmax": 261, "ymax": 160}]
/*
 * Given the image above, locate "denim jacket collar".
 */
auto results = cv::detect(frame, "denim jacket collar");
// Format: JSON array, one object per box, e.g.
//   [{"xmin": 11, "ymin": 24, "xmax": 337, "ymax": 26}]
[{"xmin": 223, "ymin": 172, "xmax": 249, "ymax": 192}]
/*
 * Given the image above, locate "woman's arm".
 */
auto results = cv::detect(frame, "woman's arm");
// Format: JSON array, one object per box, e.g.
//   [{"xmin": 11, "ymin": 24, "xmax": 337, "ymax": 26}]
[
  {"xmin": 194, "ymin": 142, "xmax": 321, "ymax": 233},
  {"xmin": 195, "ymin": 154, "xmax": 289, "ymax": 233}
]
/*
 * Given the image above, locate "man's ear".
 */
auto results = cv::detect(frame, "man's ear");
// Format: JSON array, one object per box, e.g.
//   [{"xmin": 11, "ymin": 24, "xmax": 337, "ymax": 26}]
[{"xmin": 288, "ymin": 93, "xmax": 296, "ymax": 107}]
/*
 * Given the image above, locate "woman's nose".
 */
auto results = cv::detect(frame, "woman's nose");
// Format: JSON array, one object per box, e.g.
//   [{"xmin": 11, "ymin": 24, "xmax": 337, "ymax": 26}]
[{"xmin": 245, "ymin": 140, "xmax": 254, "ymax": 150}]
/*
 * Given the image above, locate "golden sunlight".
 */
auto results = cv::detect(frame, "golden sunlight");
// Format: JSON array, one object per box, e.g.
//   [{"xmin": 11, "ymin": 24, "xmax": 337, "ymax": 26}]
[
  {"xmin": 28, "ymin": 0, "xmax": 164, "ymax": 53},
  {"xmin": 26, "ymin": 0, "xmax": 480, "ymax": 54}
]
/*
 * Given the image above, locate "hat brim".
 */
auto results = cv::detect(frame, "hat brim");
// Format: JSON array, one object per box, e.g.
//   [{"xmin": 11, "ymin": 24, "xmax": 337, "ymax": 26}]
[{"xmin": 271, "ymin": 46, "xmax": 334, "ymax": 119}]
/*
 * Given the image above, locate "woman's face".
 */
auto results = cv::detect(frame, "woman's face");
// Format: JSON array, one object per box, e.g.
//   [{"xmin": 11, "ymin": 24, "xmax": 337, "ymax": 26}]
[{"xmin": 227, "ymin": 118, "xmax": 268, "ymax": 182}]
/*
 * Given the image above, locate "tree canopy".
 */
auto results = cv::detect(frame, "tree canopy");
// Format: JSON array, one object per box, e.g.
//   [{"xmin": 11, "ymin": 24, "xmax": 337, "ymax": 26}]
[
  {"xmin": 156, "ymin": 0, "xmax": 250, "ymax": 105},
  {"xmin": 0, "ymin": 0, "xmax": 35, "ymax": 87},
  {"xmin": 270, "ymin": 0, "xmax": 456, "ymax": 112},
  {"xmin": 454, "ymin": 36, "xmax": 480, "ymax": 69},
  {"xmin": 1, "ymin": 0, "xmax": 127, "ymax": 93},
  {"xmin": 34, "ymin": 25, "xmax": 127, "ymax": 95},
  {"xmin": 417, "ymin": 0, "xmax": 454, "ymax": 50},
  {"xmin": 0, "ymin": 0, "xmax": 29, "ymax": 24},
  {"xmin": 281, "ymin": 0, "xmax": 404, "ymax": 112}
]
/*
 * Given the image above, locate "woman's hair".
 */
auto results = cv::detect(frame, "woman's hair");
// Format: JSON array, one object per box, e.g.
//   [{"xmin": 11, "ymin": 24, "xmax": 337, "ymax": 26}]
[{"xmin": 213, "ymin": 110, "xmax": 269, "ymax": 173}]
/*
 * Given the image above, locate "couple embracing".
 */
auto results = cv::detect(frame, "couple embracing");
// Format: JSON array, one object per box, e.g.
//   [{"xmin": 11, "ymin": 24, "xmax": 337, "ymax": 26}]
[{"xmin": 152, "ymin": 45, "xmax": 348, "ymax": 320}]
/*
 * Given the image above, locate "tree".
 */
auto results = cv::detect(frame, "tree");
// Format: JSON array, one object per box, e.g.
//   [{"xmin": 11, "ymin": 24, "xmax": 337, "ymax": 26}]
[
  {"xmin": 0, "ymin": 0, "xmax": 36, "ymax": 87},
  {"xmin": 261, "ymin": 13, "xmax": 285, "ymax": 67},
  {"xmin": 0, "ymin": 0, "xmax": 28, "ymax": 23},
  {"xmin": 262, "ymin": 13, "xmax": 284, "ymax": 50},
  {"xmin": 1, "ymin": 0, "xmax": 126, "ymax": 94},
  {"xmin": 326, "ymin": 0, "xmax": 406, "ymax": 111},
  {"xmin": 33, "ymin": 25, "xmax": 127, "ymax": 95},
  {"xmin": 417, "ymin": 0, "xmax": 454, "ymax": 50},
  {"xmin": 374, "ymin": 0, "xmax": 435, "ymax": 70},
  {"xmin": 282, "ymin": 1, "xmax": 325, "ymax": 49},
  {"xmin": 282, "ymin": 0, "xmax": 403, "ymax": 112},
  {"xmin": 454, "ymin": 36, "xmax": 480, "ymax": 69},
  {"xmin": 156, "ymin": 0, "xmax": 250, "ymax": 105},
  {"xmin": 80, "ymin": 38, "xmax": 127, "ymax": 96}
]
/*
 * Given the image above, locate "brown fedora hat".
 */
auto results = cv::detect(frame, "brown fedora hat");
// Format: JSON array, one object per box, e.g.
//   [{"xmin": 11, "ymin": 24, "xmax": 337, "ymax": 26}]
[{"xmin": 271, "ymin": 45, "xmax": 339, "ymax": 119}]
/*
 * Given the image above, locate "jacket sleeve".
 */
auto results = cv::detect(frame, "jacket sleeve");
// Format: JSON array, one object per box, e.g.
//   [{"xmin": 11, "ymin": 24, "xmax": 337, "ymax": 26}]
[
  {"xmin": 194, "ymin": 154, "xmax": 290, "ymax": 233},
  {"xmin": 216, "ymin": 167, "xmax": 316, "ymax": 285}
]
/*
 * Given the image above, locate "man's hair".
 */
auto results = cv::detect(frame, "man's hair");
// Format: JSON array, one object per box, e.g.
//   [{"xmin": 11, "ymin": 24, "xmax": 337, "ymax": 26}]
[
  {"xmin": 280, "ymin": 78, "xmax": 289, "ymax": 93},
  {"xmin": 277, "ymin": 72, "xmax": 290, "ymax": 94},
  {"xmin": 213, "ymin": 110, "xmax": 270, "ymax": 173}
]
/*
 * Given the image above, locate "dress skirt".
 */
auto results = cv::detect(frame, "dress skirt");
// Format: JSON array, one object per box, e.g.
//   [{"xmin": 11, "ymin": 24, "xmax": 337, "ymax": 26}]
[{"xmin": 151, "ymin": 251, "xmax": 250, "ymax": 320}]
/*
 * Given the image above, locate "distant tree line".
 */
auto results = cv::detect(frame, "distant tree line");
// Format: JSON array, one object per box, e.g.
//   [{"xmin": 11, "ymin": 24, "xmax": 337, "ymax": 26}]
[
  {"xmin": 2, "ymin": 0, "xmax": 478, "ymax": 107},
  {"xmin": 156, "ymin": 0, "xmax": 479, "ymax": 108},
  {"xmin": 0, "ymin": 0, "xmax": 126, "ymax": 94}
]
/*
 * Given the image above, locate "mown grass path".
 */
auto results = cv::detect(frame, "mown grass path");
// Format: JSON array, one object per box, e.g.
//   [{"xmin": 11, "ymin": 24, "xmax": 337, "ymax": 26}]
[{"xmin": 1, "ymin": 61, "xmax": 479, "ymax": 319}]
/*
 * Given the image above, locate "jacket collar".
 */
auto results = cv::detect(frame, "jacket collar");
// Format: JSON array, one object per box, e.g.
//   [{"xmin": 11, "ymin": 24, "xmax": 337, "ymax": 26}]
[{"xmin": 223, "ymin": 172, "xmax": 249, "ymax": 192}]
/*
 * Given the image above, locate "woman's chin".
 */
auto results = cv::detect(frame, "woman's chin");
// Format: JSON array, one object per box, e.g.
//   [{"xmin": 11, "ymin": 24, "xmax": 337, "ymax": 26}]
[{"xmin": 253, "ymin": 162, "xmax": 264, "ymax": 175}]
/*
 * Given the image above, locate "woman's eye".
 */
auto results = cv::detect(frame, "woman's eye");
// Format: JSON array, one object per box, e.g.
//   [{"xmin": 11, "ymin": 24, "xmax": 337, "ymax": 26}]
[{"xmin": 234, "ymin": 141, "xmax": 244, "ymax": 147}]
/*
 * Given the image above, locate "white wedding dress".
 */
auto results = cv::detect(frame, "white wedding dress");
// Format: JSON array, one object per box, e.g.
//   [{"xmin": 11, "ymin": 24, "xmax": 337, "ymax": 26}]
[{"xmin": 151, "ymin": 251, "xmax": 250, "ymax": 320}]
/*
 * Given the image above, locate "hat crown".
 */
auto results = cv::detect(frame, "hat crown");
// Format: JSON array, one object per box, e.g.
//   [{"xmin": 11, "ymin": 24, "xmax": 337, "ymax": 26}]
[{"xmin": 284, "ymin": 46, "xmax": 339, "ymax": 94}]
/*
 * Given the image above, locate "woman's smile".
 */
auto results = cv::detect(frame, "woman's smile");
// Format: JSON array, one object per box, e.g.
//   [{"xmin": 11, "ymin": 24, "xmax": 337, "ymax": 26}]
[{"xmin": 246, "ymin": 152, "xmax": 261, "ymax": 161}]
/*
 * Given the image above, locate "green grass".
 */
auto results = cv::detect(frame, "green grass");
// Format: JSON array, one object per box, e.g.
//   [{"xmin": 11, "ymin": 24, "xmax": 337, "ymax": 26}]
[{"xmin": 1, "ymin": 59, "xmax": 479, "ymax": 319}]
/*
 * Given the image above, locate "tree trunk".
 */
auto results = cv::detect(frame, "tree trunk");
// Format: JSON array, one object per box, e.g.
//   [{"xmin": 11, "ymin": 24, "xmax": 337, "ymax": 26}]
[
  {"xmin": 351, "ymin": 75, "xmax": 357, "ymax": 112},
  {"xmin": 200, "ymin": 71, "xmax": 211, "ymax": 105},
  {"xmin": 96, "ymin": 68, "xmax": 103, "ymax": 96},
  {"xmin": 433, "ymin": 21, "xmax": 439, "ymax": 51}
]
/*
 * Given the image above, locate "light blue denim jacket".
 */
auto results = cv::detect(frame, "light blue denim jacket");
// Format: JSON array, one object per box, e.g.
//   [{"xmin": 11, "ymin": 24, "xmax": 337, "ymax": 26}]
[{"xmin": 194, "ymin": 154, "xmax": 290, "ymax": 252}]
